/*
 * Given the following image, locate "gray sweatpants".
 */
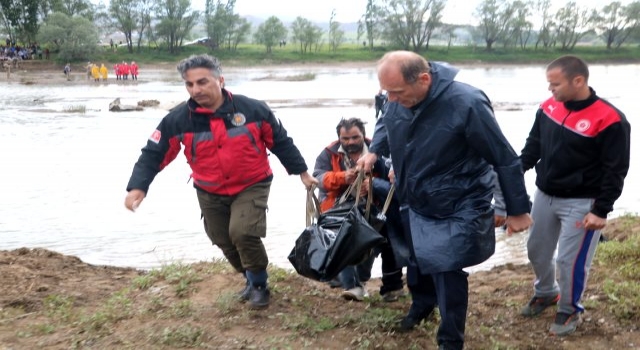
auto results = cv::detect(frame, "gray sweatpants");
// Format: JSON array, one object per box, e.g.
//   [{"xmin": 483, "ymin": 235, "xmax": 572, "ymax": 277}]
[{"xmin": 527, "ymin": 189, "xmax": 601, "ymax": 315}]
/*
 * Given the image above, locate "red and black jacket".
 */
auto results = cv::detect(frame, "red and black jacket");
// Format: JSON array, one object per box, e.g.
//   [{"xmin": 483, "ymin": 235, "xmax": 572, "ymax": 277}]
[
  {"xmin": 520, "ymin": 88, "xmax": 631, "ymax": 218},
  {"xmin": 126, "ymin": 89, "xmax": 308, "ymax": 196}
]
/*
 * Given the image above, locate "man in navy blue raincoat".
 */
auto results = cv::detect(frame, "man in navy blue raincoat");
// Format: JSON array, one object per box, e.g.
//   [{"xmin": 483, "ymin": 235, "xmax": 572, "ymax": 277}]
[{"xmin": 358, "ymin": 51, "xmax": 532, "ymax": 350}]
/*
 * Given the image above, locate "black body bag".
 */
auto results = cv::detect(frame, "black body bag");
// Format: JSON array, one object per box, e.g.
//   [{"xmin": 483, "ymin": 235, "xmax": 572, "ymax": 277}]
[{"xmin": 288, "ymin": 173, "xmax": 386, "ymax": 281}]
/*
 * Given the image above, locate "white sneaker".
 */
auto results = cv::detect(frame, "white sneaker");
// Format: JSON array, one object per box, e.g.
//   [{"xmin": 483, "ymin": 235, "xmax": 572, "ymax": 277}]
[{"xmin": 342, "ymin": 286, "xmax": 366, "ymax": 301}]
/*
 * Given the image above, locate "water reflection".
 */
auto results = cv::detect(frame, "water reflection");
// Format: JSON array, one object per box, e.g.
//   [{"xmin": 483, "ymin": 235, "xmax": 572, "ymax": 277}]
[{"xmin": 0, "ymin": 63, "xmax": 637, "ymax": 275}]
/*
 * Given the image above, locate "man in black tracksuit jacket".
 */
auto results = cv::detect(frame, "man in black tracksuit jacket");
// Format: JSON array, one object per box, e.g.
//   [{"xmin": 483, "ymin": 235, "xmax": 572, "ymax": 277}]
[{"xmin": 519, "ymin": 55, "xmax": 630, "ymax": 336}]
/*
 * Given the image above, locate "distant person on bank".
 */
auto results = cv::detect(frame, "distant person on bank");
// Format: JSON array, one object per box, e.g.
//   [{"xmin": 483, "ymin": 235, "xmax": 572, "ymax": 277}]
[
  {"xmin": 124, "ymin": 54, "xmax": 317, "ymax": 310},
  {"xmin": 130, "ymin": 61, "xmax": 139, "ymax": 80},
  {"xmin": 91, "ymin": 63, "xmax": 100, "ymax": 82},
  {"xmin": 85, "ymin": 62, "xmax": 92, "ymax": 80},
  {"xmin": 99, "ymin": 63, "xmax": 108, "ymax": 81}
]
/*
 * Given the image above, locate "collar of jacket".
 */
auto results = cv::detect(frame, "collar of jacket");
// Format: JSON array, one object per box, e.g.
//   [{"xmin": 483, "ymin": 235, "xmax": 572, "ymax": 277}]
[
  {"xmin": 411, "ymin": 61, "xmax": 459, "ymax": 114},
  {"xmin": 563, "ymin": 87, "xmax": 598, "ymax": 111},
  {"xmin": 187, "ymin": 88, "xmax": 235, "ymax": 116}
]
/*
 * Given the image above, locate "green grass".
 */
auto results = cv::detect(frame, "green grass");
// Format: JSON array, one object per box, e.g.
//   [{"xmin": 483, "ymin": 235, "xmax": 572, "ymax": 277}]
[
  {"xmin": 63, "ymin": 104, "xmax": 87, "ymax": 113},
  {"xmin": 157, "ymin": 324, "xmax": 203, "ymax": 347},
  {"xmin": 149, "ymin": 262, "xmax": 202, "ymax": 297},
  {"xmin": 597, "ymin": 228, "xmax": 640, "ymax": 320},
  {"xmin": 59, "ymin": 43, "xmax": 640, "ymax": 67}
]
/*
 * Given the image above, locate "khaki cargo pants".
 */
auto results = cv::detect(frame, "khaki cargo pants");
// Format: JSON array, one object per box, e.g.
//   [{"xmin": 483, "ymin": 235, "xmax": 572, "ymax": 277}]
[{"xmin": 197, "ymin": 181, "xmax": 271, "ymax": 273}]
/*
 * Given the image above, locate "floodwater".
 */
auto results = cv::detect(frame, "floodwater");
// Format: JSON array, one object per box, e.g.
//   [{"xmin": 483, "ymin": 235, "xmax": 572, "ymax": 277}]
[{"xmin": 1, "ymin": 63, "xmax": 638, "ymax": 276}]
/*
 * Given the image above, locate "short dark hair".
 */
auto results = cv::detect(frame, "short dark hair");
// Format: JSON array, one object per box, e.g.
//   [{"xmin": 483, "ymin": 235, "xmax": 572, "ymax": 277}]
[
  {"xmin": 176, "ymin": 54, "xmax": 222, "ymax": 79},
  {"xmin": 336, "ymin": 118, "xmax": 366, "ymax": 138},
  {"xmin": 547, "ymin": 55, "xmax": 589, "ymax": 81}
]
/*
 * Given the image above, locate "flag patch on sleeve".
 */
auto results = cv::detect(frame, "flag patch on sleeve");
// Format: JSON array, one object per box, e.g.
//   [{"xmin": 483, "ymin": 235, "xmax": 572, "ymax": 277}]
[{"xmin": 149, "ymin": 129, "xmax": 161, "ymax": 143}]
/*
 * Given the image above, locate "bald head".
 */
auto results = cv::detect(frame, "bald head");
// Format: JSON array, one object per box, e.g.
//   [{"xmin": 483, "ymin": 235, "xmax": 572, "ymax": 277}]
[
  {"xmin": 378, "ymin": 51, "xmax": 430, "ymax": 84},
  {"xmin": 377, "ymin": 50, "xmax": 431, "ymax": 108}
]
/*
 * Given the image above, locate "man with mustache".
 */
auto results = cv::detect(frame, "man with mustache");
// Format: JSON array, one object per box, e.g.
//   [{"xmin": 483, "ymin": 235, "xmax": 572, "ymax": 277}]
[
  {"xmin": 313, "ymin": 117, "xmax": 405, "ymax": 302},
  {"xmin": 124, "ymin": 54, "xmax": 317, "ymax": 310}
]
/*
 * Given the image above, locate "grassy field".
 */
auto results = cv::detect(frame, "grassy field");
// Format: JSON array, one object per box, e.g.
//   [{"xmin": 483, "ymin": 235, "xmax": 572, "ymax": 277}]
[{"xmin": 84, "ymin": 43, "xmax": 640, "ymax": 67}]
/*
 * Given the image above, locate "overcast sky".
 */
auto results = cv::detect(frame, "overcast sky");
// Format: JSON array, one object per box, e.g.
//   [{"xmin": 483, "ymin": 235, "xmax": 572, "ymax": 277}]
[{"xmin": 94, "ymin": 0, "xmax": 634, "ymax": 25}]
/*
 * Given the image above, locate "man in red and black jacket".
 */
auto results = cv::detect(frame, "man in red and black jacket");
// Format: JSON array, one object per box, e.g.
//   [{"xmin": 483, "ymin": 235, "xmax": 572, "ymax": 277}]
[
  {"xmin": 519, "ymin": 55, "xmax": 630, "ymax": 336},
  {"xmin": 125, "ymin": 54, "xmax": 317, "ymax": 310}
]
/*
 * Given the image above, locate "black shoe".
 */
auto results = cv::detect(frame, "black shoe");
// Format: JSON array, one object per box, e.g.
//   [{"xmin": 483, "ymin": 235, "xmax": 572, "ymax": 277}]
[
  {"xmin": 397, "ymin": 305, "xmax": 435, "ymax": 332},
  {"xmin": 249, "ymin": 286, "xmax": 270, "ymax": 310},
  {"xmin": 438, "ymin": 343, "xmax": 462, "ymax": 350},
  {"xmin": 237, "ymin": 283, "xmax": 251, "ymax": 302},
  {"xmin": 520, "ymin": 294, "xmax": 559, "ymax": 317}
]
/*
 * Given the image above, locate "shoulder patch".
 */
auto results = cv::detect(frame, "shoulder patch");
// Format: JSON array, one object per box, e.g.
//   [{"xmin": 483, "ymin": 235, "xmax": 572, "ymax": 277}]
[{"xmin": 149, "ymin": 129, "xmax": 161, "ymax": 144}]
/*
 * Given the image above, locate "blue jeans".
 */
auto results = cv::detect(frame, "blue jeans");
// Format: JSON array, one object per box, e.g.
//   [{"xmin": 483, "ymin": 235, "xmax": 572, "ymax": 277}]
[{"xmin": 338, "ymin": 254, "xmax": 375, "ymax": 290}]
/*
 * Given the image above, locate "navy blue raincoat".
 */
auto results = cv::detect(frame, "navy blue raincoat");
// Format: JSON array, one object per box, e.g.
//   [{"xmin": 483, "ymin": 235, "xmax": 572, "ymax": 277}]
[{"xmin": 369, "ymin": 62, "xmax": 530, "ymax": 274}]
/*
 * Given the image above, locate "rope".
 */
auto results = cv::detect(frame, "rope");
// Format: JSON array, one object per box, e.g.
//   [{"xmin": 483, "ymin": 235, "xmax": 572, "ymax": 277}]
[{"xmin": 306, "ymin": 184, "xmax": 320, "ymax": 226}]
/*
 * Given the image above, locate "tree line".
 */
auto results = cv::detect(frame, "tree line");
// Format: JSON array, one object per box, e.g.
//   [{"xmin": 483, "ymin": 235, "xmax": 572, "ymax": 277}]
[{"xmin": 1, "ymin": 0, "xmax": 640, "ymax": 62}]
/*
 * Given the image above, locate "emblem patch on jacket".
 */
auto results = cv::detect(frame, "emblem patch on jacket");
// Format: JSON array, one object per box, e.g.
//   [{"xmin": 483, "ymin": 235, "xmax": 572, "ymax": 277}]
[
  {"xmin": 576, "ymin": 119, "xmax": 591, "ymax": 132},
  {"xmin": 149, "ymin": 129, "xmax": 161, "ymax": 143},
  {"xmin": 231, "ymin": 113, "xmax": 246, "ymax": 126}
]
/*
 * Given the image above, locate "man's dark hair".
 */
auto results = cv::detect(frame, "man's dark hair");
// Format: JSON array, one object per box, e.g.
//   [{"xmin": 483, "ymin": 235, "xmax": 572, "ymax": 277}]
[
  {"xmin": 177, "ymin": 54, "xmax": 222, "ymax": 79},
  {"xmin": 336, "ymin": 118, "xmax": 366, "ymax": 138},
  {"xmin": 547, "ymin": 55, "xmax": 589, "ymax": 81}
]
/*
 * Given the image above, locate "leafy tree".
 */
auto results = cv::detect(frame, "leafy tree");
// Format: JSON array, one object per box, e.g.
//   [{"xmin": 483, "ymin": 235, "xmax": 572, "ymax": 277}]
[
  {"xmin": 37, "ymin": 0, "xmax": 54, "ymax": 19},
  {"xmin": 534, "ymin": 0, "xmax": 555, "ymax": 49},
  {"xmin": 423, "ymin": 0, "xmax": 445, "ymax": 50},
  {"xmin": 37, "ymin": 11, "xmax": 98, "ymax": 61},
  {"xmin": 0, "ymin": 0, "xmax": 40, "ymax": 44},
  {"xmin": 91, "ymin": 1, "xmax": 113, "ymax": 39},
  {"xmin": 133, "ymin": 0, "xmax": 153, "ymax": 50},
  {"xmin": 253, "ymin": 16, "xmax": 286, "ymax": 53},
  {"xmin": 625, "ymin": 2, "xmax": 640, "ymax": 45},
  {"xmin": 380, "ymin": 0, "xmax": 446, "ymax": 52},
  {"xmin": 594, "ymin": 1, "xmax": 636, "ymax": 49},
  {"xmin": 305, "ymin": 19, "xmax": 324, "ymax": 52},
  {"xmin": 554, "ymin": 1, "xmax": 595, "ymax": 51},
  {"xmin": 475, "ymin": 0, "xmax": 516, "ymax": 50},
  {"xmin": 205, "ymin": 0, "xmax": 233, "ymax": 49},
  {"xmin": 107, "ymin": 0, "xmax": 151, "ymax": 52},
  {"xmin": 441, "ymin": 24, "xmax": 457, "ymax": 52},
  {"xmin": 328, "ymin": 9, "xmax": 344, "ymax": 52},
  {"xmin": 357, "ymin": 0, "xmax": 384, "ymax": 51},
  {"xmin": 109, "ymin": 0, "xmax": 137, "ymax": 53},
  {"xmin": 52, "ymin": 0, "xmax": 92, "ymax": 18},
  {"xmin": 154, "ymin": 0, "xmax": 199, "ymax": 53},
  {"xmin": 225, "ymin": 16, "xmax": 251, "ymax": 51},
  {"xmin": 204, "ymin": 0, "xmax": 251, "ymax": 51},
  {"xmin": 290, "ymin": 16, "xmax": 323, "ymax": 54},
  {"xmin": 502, "ymin": 0, "xmax": 532, "ymax": 49}
]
